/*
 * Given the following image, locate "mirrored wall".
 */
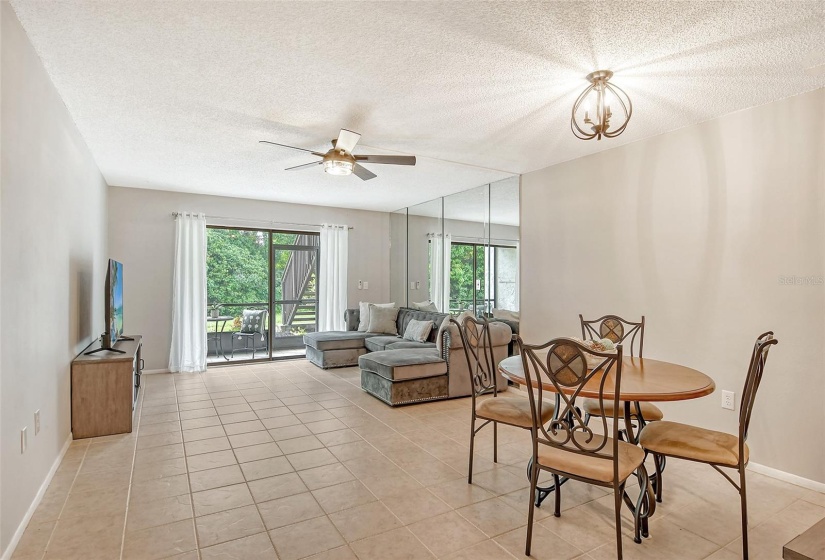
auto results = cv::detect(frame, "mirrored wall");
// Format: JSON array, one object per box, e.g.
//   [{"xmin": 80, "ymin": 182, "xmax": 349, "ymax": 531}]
[{"xmin": 390, "ymin": 176, "xmax": 520, "ymax": 316}]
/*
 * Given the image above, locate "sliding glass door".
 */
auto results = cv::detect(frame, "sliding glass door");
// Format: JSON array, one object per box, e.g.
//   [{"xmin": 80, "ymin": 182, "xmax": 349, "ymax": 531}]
[
  {"xmin": 206, "ymin": 227, "xmax": 319, "ymax": 364},
  {"xmin": 271, "ymin": 233, "xmax": 319, "ymax": 357}
]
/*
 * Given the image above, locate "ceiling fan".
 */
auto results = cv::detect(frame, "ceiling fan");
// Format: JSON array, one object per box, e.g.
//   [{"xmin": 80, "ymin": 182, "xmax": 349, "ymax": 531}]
[{"xmin": 259, "ymin": 129, "xmax": 416, "ymax": 181}]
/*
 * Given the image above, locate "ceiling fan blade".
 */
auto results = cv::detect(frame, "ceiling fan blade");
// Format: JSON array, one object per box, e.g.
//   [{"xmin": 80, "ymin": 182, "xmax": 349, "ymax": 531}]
[
  {"xmin": 354, "ymin": 155, "xmax": 416, "ymax": 166},
  {"xmin": 285, "ymin": 161, "xmax": 323, "ymax": 171},
  {"xmin": 259, "ymin": 140, "xmax": 324, "ymax": 156},
  {"xmin": 352, "ymin": 164, "xmax": 377, "ymax": 181},
  {"xmin": 334, "ymin": 129, "xmax": 361, "ymax": 153}
]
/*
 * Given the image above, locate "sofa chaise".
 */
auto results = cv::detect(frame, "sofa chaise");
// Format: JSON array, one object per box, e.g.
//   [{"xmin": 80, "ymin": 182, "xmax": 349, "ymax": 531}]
[{"xmin": 303, "ymin": 306, "xmax": 512, "ymax": 406}]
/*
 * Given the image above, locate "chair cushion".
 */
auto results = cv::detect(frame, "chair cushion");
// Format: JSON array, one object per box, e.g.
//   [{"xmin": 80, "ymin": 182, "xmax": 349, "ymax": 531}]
[
  {"xmin": 359, "ymin": 350, "xmax": 447, "ymax": 381},
  {"xmin": 304, "ymin": 331, "xmax": 375, "ymax": 351},
  {"xmin": 537, "ymin": 433, "xmax": 645, "ymax": 483},
  {"xmin": 639, "ymin": 421, "xmax": 747, "ymax": 467},
  {"xmin": 583, "ymin": 399, "xmax": 664, "ymax": 422},
  {"xmin": 476, "ymin": 396, "xmax": 554, "ymax": 428},
  {"xmin": 365, "ymin": 336, "xmax": 404, "ymax": 352}
]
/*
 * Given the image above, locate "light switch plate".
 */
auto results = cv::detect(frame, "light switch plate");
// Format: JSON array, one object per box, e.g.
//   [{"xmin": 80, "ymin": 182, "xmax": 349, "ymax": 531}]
[
  {"xmin": 363, "ymin": 281, "xmax": 369, "ymax": 290},
  {"xmin": 410, "ymin": 282, "xmax": 416, "ymax": 290},
  {"xmin": 35, "ymin": 410, "xmax": 40, "ymax": 435}
]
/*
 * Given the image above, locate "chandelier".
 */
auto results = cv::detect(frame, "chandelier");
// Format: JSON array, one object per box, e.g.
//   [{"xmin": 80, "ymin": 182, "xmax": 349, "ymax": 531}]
[{"xmin": 571, "ymin": 70, "xmax": 632, "ymax": 141}]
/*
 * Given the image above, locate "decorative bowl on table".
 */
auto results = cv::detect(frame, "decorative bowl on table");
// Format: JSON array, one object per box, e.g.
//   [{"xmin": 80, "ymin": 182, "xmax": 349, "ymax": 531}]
[{"xmin": 577, "ymin": 337, "xmax": 617, "ymax": 369}]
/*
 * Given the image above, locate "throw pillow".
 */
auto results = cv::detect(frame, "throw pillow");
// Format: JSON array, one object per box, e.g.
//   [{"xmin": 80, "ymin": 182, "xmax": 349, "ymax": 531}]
[
  {"xmin": 411, "ymin": 300, "xmax": 439, "ymax": 312},
  {"xmin": 403, "ymin": 319, "xmax": 434, "ymax": 343},
  {"xmin": 240, "ymin": 309, "xmax": 266, "ymax": 334},
  {"xmin": 492, "ymin": 308, "xmax": 520, "ymax": 322},
  {"xmin": 367, "ymin": 304, "xmax": 399, "ymax": 335},
  {"xmin": 358, "ymin": 301, "xmax": 395, "ymax": 332}
]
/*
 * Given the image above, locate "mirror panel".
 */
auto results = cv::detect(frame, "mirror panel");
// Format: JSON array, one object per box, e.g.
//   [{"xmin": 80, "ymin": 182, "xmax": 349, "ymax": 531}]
[
  {"xmin": 389, "ymin": 208, "xmax": 408, "ymax": 307},
  {"xmin": 443, "ymin": 184, "xmax": 490, "ymax": 315},
  {"xmin": 392, "ymin": 175, "xmax": 519, "ymax": 317},
  {"xmin": 489, "ymin": 176, "xmax": 520, "ymax": 313},
  {"xmin": 406, "ymin": 198, "xmax": 443, "ymax": 309}
]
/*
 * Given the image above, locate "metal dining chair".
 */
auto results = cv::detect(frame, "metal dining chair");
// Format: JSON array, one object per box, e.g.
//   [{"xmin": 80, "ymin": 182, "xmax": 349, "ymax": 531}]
[
  {"xmin": 518, "ymin": 337, "xmax": 654, "ymax": 558},
  {"xmin": 451, "ymin": 316, "xmax": 554, "ymax": 484},
  {"xmin": 579, "ymin": 315, "xmax": 662, "ymax": 432},
  {"xmin": 639, "ymin": 332, "xmax": 777, "ymax": 560}
]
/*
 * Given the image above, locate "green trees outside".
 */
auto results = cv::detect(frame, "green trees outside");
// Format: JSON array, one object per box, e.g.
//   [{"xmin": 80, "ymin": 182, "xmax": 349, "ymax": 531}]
[
  {"xmin": 205, "ymin": 228, "xmax": 306, "ymax": 311},
  {"xmin": 206, "ymin": 229, "xmax": 269, "ymax": 307},
  {"xmin": 448, "ymin": 243, "xmax": 487, "ymax": 313}
]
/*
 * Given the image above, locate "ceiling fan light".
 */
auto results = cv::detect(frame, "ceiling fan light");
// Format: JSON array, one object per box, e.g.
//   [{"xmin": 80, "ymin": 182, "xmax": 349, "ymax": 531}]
[{"xmin": 324, "ymin": 159, "xmax": 353, "ymax": 176}]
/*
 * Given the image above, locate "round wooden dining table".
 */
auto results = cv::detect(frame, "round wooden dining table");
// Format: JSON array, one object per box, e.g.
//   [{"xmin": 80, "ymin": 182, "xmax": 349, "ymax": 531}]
[
  {"xmin": 498, "ymin": 353, "xmax": 716, "ymax": 522},
  {"xmin": 498, "ymin": 354, "xmax": 716, "ymax": 404}
]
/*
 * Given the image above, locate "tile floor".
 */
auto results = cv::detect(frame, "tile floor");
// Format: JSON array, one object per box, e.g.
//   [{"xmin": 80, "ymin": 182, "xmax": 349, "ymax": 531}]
[{"xmin": 11, "ymin": 360, "xmax": 825, "ymax": 559}]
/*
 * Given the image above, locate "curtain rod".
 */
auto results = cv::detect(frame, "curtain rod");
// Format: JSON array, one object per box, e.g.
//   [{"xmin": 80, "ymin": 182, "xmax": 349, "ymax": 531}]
[{"xmin": 171, "ymin": 212, "xmax": 353, "ymax": 230}]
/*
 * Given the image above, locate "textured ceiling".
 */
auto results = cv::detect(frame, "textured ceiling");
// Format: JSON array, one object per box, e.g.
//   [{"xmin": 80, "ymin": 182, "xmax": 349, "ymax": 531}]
[
  {"xmin": 10, "ymin": 1, "xmax": 825, "ymax": 212},
  {"xmin": 406, "ymin": 176, "xmax": 520, "ymax": 227}
]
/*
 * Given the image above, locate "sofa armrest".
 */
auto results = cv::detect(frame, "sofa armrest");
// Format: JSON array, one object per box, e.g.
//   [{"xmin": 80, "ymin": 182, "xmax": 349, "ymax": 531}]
[
  {"xmin": 491, "ymin": 318, "xmax": 519, "ymax": 335},
  {"xmin": 343, "ymin": 309, "xmax": 360, "ymax": 331}
]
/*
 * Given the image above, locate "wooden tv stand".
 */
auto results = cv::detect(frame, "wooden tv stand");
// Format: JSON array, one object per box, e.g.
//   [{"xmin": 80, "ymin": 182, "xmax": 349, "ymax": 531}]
[{"xmin": 71, "ymin": 335, "xmax": 143, "ymax": 439}]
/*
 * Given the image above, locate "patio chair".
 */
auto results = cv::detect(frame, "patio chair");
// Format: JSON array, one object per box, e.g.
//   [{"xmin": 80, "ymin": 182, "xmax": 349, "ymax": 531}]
[{"xmin": 231, "ymin": 309, "xmax": 268, "ymax": 359}]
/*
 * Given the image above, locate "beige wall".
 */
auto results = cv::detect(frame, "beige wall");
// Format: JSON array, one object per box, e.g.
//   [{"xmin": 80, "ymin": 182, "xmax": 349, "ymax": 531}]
[
  {"xmin": 1, "ymin": 3, "xmax": 109, "ymax": 553},
  {"xmin": 521, "ymin": 88, "xmax": 825, "ymax": 484},
  {"xmin": 107, "ymin": 186, "xmax": 390, "ymax": 371}
]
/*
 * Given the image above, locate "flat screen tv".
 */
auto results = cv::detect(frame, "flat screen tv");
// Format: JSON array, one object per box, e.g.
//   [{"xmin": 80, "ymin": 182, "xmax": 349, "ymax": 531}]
[{"xmin": 106, "ymin": 259, "xmax": 124, "ymax": 348}]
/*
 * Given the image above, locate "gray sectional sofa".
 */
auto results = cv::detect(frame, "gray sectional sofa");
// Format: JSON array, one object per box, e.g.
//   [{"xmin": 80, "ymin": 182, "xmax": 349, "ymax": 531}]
[{"xmin": 303, "ymin": 307, "xmax": 512, "ymax": 406}]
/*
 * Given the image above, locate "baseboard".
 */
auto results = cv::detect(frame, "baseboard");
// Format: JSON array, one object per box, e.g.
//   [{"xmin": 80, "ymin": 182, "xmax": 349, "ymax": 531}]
[
  {"xmin": 1, "ymin": 433, "xmax": 73, "ymax": 560},
  {"xmin": 749, "ymin": 462, "xmax": 825, "ymax": 494},
  {"xmin": 142, "ymin": 368, "xmax": 169, "ymax": 375}
]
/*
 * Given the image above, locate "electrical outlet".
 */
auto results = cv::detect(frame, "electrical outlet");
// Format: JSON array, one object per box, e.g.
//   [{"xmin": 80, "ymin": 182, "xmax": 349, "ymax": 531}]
[
  {"xmin": 21, "ymin": 427, "xmax": 27, "ymax": 453},
  {"xmin": 357, "ymin": 280, "xmax": 363, "ymax": 290},
  {"xmin": 415, "ymin": 281, "xmax": 420, "ymax": 289},
  {"xmin": 722, "ymin": 390, "xmax": 735, "ymax": 410},
  {"xmin": 363, "ymin": 281, "xmax": 369, "ymax": 290},
  {"xmin": 35, "ymin": 410, "xmax": 41, "ymax": 435}
]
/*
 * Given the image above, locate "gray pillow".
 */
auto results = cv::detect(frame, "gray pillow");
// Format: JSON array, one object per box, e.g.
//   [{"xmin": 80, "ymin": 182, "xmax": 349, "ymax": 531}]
[
  {"xmin": 367, "ymin": 304, "xmax": 399, "ymax": 335},
  {"xmin": 411, "ymin": 300, "xmax": 439, "ymax": 312},
  {"xmin": 240, "ymin": 310, "xmax": 266, "ymax": 334},
  {"xmin": 403, "ymin": 319, "xmax": 434, "ymax": 343},
  {"xmin": 358, "ymin": 301, "xmax": 395, "ymax": 332}
]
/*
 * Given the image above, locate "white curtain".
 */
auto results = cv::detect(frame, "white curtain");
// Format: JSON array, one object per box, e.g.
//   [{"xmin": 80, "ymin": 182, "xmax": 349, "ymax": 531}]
[
  {"xmin": 169, "ymin": 212, "xmax": 207, "ymax": 372},
  {"xmin": 428, "ymin": 233, "xmax": 451, "ymax": 313},
  {"xmin": 318, "ymin": 224, "xmax": 348, "ymax": 331}
]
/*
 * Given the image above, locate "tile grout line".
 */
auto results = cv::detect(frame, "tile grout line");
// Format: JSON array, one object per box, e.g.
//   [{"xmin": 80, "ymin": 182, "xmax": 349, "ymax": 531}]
[
  {"xmin": 35, "ymin": 440, "xmax": 91, "ymax": 560},
  {"xmin": 116, "ymin": 386, "xmax": 142, "ymax": 560},
  {"xmin": 229, "ymin": 370, "xmax": 283, "ymax": 558},
  {"xmin": 174, "ymin": 372, "xmax": 204, "ymax": 560}
]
